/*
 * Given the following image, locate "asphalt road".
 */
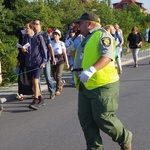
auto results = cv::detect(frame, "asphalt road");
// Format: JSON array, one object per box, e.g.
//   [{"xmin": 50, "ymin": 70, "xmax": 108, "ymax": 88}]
[{"xmin": 0, "ymin": 55, "xmax": 150, "ymax": 150}]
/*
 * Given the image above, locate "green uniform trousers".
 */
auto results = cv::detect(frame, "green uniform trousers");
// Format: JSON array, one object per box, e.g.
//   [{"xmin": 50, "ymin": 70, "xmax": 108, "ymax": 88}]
[{"xmin": 78, "ymin": 80, "xmax": 130, "ymax": 150}]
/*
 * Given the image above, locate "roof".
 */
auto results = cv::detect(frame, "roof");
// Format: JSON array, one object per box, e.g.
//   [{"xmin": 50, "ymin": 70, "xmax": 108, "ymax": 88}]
[{"xmin": 113, "ymin": 0, "xmax": 147, "ymax": 11}]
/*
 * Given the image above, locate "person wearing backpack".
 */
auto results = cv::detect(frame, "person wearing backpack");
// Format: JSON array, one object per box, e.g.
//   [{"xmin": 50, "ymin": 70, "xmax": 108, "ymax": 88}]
[{"xmin": 34, "ymin": 19, "xmax": 56, "ymax": 99}]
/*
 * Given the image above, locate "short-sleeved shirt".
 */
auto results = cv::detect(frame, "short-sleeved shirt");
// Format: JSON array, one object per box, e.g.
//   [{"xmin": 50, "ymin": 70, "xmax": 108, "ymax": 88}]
[
  {"xmin": 127, "ymin": 32, "xmax": 142, "ymax": 48},
  {"xmin": 74, "ymin": 25, "xmax": 114, "ymax": 72}
]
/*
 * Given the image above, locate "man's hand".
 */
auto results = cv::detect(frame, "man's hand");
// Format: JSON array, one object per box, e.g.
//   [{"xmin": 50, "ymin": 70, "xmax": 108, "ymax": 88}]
[
  {"xmin": 40, "ymin": 63, "xmax": 45, "ymax": 69},
  {"xmin": 79, "ymin": 66, "xmax": 96, "ymax": 83},
  {"xmin": 22, "ymin": 47, "xmax": 27, "ymax": 52},
  {"xmin": 0, "ymin": 75, "xmax": 2, "ymax": 84}
]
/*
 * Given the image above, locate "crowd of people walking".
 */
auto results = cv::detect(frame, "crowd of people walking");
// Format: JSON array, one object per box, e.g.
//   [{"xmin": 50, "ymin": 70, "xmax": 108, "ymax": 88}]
[
  {"xmin": 14, "ymin": 19, "xmax": 86, "ymax": 110},
  {"xmin": 15, "ymin": 20, "xmax": 70, "ymax": 110},
  {"xmin": 2, "ymin": 9, "xmax": 150, "ymax": 150},
  {"xmin": 13, "ymin": 16, "xmax": 145, "ymax": 112}
]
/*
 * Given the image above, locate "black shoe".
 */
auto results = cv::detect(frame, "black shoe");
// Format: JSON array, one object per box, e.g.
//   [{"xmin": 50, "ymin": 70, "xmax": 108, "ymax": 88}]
[
  {"xmin": 29, "ymin": 99, "xmax": 39, "ymax": 110},
  {"xmin": 38, "ymin": 96, "xmax": 45, "ymax": 107},
  {"xmin": 134, "ymin": 64, "xmax": 138, "ymax": 68},
  {"xmin": 50, "ymin": 93, "xmax": 55, "ymax": 99}
]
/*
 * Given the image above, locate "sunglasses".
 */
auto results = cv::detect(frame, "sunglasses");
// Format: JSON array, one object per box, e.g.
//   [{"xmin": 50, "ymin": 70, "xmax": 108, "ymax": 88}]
[{"xmin": 34, "ymin": 23, "xmax": 40, "ymax": 25}]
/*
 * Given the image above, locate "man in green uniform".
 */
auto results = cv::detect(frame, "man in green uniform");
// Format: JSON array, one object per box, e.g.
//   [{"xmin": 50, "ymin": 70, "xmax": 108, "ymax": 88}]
[{"xmin": 73, "ymin": 12, "xmax": 132, "ymax": 150}]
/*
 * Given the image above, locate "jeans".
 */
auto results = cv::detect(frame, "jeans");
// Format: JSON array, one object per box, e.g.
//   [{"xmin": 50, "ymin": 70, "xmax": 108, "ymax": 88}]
[
  {"xmin": 68, "ymin": 55, "xmax": 75, "ymax": 84},
  {"xmin": 43, "ymin": 60, "xmax": 55, "ymax": 94},
  {"xmin": 116, "ymin": 47, "xmax": 122, "ymax": 72}
]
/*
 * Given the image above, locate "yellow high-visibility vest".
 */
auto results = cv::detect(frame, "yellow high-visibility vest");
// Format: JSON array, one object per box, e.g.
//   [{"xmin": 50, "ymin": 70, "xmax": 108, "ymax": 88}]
[{"xmin": 74, "ymin": 30, "xmax": 119, "ymax": 90}]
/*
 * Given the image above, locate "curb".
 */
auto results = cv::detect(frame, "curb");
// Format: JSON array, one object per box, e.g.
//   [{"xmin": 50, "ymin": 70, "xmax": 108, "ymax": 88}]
[
  {"xmin": 121, "ymin": 49, "xmax": 150, "ymax": 65},
  {"xmin": 122, "ymin": 55, "xmax": 150, "ymax": 65},
  {"xmin": 0, "ymin": 49, "xmax": 150, "ymax": 100}
]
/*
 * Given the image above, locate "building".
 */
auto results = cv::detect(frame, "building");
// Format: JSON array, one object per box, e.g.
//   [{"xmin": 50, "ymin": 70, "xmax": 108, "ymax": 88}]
[
  {"xmin": 113, "ymin": 0, "xmax": 147, "ymax": 13},
  {"xmin": 81, "ymin": 0, "xmax": 93, "ymax": 2}
]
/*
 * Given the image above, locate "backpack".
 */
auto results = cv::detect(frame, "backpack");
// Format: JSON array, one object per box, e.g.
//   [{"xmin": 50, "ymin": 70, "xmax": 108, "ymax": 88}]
[{"xmin": 36, "ymin": 31, "xmax": 50, "ymax": 59}]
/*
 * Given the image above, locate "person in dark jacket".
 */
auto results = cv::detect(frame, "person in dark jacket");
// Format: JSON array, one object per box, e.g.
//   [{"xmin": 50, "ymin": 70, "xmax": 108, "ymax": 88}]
[
  {"xmin": 16, "ymin": 29, "xmax": 33, "ymax": 100},
  {"xmin": 127, "ymin": 26, "xmax": 142, "ymax": 68},
  {"xmin": 22, "ymin": 22, "xmax": 47, "ymax": 110},
  {"xmin": 34, "ymin": 19, "xmax": 56, "ymax": 99}
]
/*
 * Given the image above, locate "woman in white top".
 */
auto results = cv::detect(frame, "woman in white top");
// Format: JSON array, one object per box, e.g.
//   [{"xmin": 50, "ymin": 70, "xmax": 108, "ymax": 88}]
[{"xmin": 51, "ymin": 29, "xmax": 69, "ymax": 95}]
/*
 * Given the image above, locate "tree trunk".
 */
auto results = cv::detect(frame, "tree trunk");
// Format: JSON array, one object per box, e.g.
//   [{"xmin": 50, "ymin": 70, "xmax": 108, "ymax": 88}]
[{"xmin": 108, "ymin": 0, "xmax": 111, "ymax": 7}]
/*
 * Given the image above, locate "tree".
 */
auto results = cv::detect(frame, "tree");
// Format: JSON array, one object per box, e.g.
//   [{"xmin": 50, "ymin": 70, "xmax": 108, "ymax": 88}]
[
  {"xmin": 3, "ymin": 0, "xmax": 12, "ymax": 9},
  {"xmin": 0, "ymin": 0, "xmax": 150, "ymax": 85},
  {"xmin": 108, "ymin": 0, "xmax": 111, "ymax": 7}
]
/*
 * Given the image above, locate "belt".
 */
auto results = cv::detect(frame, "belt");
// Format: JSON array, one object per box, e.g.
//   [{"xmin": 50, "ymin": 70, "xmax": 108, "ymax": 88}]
[{"xmin": 71, "ymin": 68, "xmax": 83, "ymax": 72}]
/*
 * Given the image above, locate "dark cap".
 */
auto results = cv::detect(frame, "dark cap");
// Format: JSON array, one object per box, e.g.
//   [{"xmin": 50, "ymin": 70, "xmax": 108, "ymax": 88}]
[{"xmin": 74, "ymin": 12, "xmax": 100, "ymax": 23}]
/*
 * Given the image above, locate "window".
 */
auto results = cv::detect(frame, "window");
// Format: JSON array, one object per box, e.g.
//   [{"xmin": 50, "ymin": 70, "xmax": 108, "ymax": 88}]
[{"xmin": 122, "ymin": 3, "xmax": 127, "ymax": 8}]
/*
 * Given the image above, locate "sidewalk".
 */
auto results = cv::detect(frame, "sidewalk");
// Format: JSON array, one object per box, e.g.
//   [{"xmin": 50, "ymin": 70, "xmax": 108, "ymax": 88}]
[
  {"xmin": 0, "ymin": 49, "xmax": 150, "ymax": 102},
  {"xmin": 121, "ymin": 48, "xmax": 150, "ymax": 65}
]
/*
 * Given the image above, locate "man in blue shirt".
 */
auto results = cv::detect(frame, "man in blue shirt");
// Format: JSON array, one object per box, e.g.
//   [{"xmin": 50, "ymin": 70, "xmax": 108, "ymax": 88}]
[{"xmin": 34, "ymin": 19, "xmax": 56, "ymax": 100}]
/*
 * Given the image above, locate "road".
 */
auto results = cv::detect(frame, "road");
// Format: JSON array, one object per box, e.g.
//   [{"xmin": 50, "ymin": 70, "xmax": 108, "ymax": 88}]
[{"xmin": 0, "ymin": 57, "xmax": 150, "ymax": 150}]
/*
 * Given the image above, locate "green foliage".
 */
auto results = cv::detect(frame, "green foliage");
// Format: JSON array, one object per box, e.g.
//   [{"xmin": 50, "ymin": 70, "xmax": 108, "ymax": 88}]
[
  {"xmin": 0, "ymin": 37, "xmax": 18, "ymax": 85},
  {"xmin": 94, "ymin": 1, "xmax": 116, "ymax": 26},
  {"xmin": 0, "ymin": 0, "xmax": 150, "ymax": 85}
]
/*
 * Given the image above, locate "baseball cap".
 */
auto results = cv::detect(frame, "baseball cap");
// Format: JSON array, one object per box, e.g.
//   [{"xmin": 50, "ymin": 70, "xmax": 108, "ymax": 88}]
[
  {"xmin": 74, "ymin": 12, "xmax": 100, "ymax": 23},
  {"xmin": 47, "ymin": 28, "xmax": 53, "ymax": 33},
  {"xmin": 53, "ymin": 29, "xmax": 61, "ymax": 36}
]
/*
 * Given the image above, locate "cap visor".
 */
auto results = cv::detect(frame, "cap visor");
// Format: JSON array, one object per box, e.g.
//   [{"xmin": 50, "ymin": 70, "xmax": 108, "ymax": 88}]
[
  {"xmin": 74, "ymin": 19, "xmax": 81, "ymax": 23},
  {"xmin": 53, "ymin": 32, "xmax": 60, "ymax": 36}
]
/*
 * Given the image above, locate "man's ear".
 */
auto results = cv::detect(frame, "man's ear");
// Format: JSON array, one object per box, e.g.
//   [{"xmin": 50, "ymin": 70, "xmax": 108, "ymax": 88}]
[
  {"xmin": 86, "ymin": 21, "xmax": 91, "ymax": 28},
  {"xmin": 87, "ymin": 21, "xmax": 91, "ymax": 26}
]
